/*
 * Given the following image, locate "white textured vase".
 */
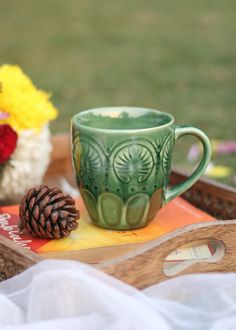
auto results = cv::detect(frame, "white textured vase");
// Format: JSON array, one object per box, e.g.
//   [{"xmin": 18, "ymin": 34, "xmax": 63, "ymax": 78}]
[{"xmin": 0, "ymin": 125, "xmax": 52, "ymax": 205}]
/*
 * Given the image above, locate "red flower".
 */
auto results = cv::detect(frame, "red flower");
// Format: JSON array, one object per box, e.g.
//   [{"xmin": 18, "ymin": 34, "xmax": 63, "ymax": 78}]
[{"xmin": 0, "ymin": 124, "xmax": 18, "ymax": 164}]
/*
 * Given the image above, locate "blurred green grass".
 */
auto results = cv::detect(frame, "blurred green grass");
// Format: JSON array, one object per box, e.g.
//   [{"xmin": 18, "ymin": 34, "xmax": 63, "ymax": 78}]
[{"xmin": 0, "ymin": 0, "xmax": 235, "ymax": 185}]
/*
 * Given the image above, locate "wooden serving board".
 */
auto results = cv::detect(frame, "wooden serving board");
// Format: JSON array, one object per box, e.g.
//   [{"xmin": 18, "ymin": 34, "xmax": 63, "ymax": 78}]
[{"xmin": 0, "ymin": 134, "xmax": 236, "ymax": 289}]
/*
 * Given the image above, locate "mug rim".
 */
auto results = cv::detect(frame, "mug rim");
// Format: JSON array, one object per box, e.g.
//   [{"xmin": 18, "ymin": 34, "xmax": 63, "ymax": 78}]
[{"xmin": 72, "ymin": 106, "xmax": 174, "ymax": 133}]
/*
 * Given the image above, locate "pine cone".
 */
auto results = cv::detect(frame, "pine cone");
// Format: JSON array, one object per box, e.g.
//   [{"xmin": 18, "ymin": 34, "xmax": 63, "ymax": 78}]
[{"xmin": 19, "ymin": 185, "xmax": 79, "ymax": 239}]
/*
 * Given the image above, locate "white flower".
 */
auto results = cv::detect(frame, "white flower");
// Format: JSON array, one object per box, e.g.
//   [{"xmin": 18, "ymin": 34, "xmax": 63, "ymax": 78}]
[{"xmin": 0, "ymin": 125, "xmax": 51, "ymax": 204}]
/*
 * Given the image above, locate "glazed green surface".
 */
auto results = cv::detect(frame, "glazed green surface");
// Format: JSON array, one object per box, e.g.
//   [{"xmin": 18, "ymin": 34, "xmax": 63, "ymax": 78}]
[
  {"xmin": 74, "ymin": 107, "xmax": 172, "ymax": 130},
  {"xmin": 72, "ymin": 107, "xmax": 212, "ymax": 230}
]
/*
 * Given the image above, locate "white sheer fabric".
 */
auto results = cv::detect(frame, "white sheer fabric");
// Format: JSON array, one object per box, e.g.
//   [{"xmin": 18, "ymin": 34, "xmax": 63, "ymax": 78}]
[{"xmin": 0, "ymin": 260, "xmax": 236, "ymax": 329}]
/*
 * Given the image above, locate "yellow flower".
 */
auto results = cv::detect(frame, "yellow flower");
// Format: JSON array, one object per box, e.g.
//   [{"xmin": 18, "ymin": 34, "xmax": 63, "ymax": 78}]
[{"xmin": 0, "ymin": 65, "xmax": 58, "ymax": 132}]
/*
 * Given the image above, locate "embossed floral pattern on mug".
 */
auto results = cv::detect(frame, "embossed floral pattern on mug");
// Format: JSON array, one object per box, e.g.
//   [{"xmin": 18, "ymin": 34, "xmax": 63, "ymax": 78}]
[
  {"xmin": 114, "ymin": 144, "xmax": 154, "ymax": 183},
  {"xmin": 72, "ymin": 107, "xmax": 212, "ymax": 230}
]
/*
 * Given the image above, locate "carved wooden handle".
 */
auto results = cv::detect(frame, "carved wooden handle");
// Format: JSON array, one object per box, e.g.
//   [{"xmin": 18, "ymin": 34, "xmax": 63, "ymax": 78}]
[
  {"xmin": 0, "ymin": 235, "xmax": 39, "ymax": 280},
  {"xmin": 99, "ymin": 220, "xmax": 236, "ymax": 289}
]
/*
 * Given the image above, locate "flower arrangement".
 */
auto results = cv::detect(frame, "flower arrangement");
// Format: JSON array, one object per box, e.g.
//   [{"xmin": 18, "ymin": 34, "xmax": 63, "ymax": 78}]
[{"xmin": 0, "ymin": 64, "xmax": 58, "ymax": 204}]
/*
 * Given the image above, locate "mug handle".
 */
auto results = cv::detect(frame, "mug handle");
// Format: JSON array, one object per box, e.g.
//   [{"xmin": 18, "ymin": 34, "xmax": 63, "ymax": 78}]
[{"xmin": 164, "ymin": 126, "xmax": 212, "ymax": 204}]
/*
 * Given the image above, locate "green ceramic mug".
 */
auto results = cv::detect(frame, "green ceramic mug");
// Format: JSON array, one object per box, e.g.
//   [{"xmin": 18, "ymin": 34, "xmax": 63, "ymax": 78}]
[{"xmin": 71, "ymin": 107, "xmax": 212, "ymax": 230}]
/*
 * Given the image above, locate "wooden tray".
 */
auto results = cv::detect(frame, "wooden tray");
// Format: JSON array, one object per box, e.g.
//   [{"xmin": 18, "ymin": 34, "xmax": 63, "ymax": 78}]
[{"xmin": 0, "ymin": 134, "xmax": 236, "ymax": 289}]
